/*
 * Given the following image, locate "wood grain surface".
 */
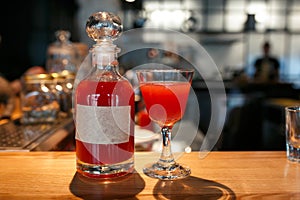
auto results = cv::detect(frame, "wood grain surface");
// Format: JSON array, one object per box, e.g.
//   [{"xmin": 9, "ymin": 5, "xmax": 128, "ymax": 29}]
[{"xmin": 0, "ymin": 151, "xmax": 299, "ymax": 199}]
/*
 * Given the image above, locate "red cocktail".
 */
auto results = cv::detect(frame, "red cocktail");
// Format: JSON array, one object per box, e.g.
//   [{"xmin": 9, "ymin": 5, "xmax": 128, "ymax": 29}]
[
  {"xmin": 140, "ymin": 82, "xmax": 191, "ymax": 127},
  {"xmin": 136, "ymin": 69, "xmax": 194, "ymax": 180}
]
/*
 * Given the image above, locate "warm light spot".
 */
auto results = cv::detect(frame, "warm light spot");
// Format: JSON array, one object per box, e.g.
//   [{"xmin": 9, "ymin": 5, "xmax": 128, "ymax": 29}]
[
  {"xmin": 66, "ymin": 83, "xmax": 73, "ymax": 89},
  {"xmin": 185, "ymin": 146, "xmax": 192, "ymax": 153},
  {"xmin": 56, "ymin": 85, "xmax": 63, "ymax": 91},
  {"xmin": 41, "ymin": 84, "xmax": 49, "ymax": 93}
]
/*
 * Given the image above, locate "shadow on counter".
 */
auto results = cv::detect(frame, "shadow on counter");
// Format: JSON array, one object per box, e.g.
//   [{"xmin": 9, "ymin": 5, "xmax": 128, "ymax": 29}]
[
  {"xmin": 69, "ymin": 172, "xmax": 236, "ymax": 199},
  {"xmin": 153, "ymin": 176, "xmax": 236, "ymax": 200},
  {"xmin": 69, "ymin": 171, "xmax": 145, "ymax": 199}
]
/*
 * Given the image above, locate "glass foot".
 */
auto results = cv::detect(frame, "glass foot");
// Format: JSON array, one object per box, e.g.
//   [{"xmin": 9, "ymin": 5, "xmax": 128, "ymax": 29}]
[{"xmin": 143, "ymin": 162, "xmax": 191, "ymax": 180}]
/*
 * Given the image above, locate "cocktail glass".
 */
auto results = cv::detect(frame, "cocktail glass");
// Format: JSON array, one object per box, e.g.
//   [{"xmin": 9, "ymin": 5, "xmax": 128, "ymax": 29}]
[{"xmin": 136, "ymin": 69, "xmax": 194, "ymax": 180}]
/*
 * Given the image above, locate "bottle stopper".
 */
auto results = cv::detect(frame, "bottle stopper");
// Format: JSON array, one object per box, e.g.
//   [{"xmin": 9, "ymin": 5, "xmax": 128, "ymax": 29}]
[{"xmin": 86, "ymin": 11, "xmax": 122, "ymax": 43}]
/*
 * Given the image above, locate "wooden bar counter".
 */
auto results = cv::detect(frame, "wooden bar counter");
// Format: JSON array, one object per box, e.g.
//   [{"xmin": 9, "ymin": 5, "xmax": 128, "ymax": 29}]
[{"xmin": 0, "ymin": 151, "xmax": 299, "ymax": 199}]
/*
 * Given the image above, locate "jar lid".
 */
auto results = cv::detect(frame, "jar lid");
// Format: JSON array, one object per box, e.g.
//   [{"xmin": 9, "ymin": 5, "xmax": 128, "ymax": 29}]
[
  {"xmin": 24, "ymin": 73, "xmax": 53, "ymax": 83},
  {"xmin": 51, "ymin": 70, "xmax": 75, "ymax": 79}
]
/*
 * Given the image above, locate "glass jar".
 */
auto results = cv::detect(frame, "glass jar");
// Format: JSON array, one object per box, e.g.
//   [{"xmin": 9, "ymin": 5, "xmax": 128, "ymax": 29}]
[
  {"xmin": 51, "ymin": 71, "xmax": 75, "ymax": 116},
  {"xmin": 21, "ymin": 74, "xmax": 60, "ymax": 124},
  {"xmin": 46, "ymin": 30, "xmax": 79, "ymax": 74}
]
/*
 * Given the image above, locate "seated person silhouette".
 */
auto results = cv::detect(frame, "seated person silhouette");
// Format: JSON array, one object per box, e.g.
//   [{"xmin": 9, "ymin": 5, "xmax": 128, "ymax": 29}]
[{"xmin": 253, "ymin": 41, "xmax": 280, "ymax": 83}]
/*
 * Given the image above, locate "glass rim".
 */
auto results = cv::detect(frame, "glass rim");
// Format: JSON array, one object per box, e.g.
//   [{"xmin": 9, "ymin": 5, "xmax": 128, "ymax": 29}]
[
  {"xmin": 134, "ymin": 68, "xmax": 194, "ymax": 73},
  {"xmin": 285, "ymin": 106, "xmax": 300, "ymax": 112}
]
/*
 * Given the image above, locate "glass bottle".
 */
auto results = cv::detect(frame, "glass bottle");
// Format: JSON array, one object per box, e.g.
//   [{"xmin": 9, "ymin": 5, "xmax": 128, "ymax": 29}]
[{"xmin": 75, "ymin": 11, "xmax": 135, "ymax": 178}]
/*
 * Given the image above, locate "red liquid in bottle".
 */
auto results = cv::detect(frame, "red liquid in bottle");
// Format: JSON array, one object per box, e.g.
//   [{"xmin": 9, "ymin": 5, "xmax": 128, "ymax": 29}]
[
  {"xmin": 140, "ymin": 82, "xmax": 191, "ymax": 127},
  {"xmin": 75, "ymin": 79, "xmax": 134, "ymax": 178}
]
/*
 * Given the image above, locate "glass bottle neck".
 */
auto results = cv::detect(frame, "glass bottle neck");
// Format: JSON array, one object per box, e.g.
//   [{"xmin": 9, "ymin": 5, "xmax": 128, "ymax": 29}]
[
  {"xmin": 89, "ymin": 44, "xmax": 121, "ymax": 81},
  {"xmin": 91, "ymin": 42, "xmax": 119, "ymax": 71},
  {"xmin": 92, "ymin": 52, "xmax": 117, "ymax": 69}
]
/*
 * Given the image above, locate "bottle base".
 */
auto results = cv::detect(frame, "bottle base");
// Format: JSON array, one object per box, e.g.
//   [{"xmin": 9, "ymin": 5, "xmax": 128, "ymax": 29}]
[
  {"xmin": 287, "ymin": 144, "xmax": 300, "ymax": 163},
  {"xmin": 76, "ymin": 158, "xmax": 134, "ymax": 179}
]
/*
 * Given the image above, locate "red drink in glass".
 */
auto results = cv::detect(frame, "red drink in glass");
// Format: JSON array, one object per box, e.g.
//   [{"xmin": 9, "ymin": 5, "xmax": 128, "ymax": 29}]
[
  {"xmin": 136, "ymin": 69, "xmax": 194, "ymax": 180},
  {"xmin": 139, "ymin": 82, "xmax": 191, "ymax": 127}
]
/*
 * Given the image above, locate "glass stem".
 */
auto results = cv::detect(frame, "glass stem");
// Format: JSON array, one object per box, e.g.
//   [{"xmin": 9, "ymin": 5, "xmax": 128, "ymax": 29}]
[{"xmin": 158, "ymin": 126, "xmax": 175, "ymax": 166}]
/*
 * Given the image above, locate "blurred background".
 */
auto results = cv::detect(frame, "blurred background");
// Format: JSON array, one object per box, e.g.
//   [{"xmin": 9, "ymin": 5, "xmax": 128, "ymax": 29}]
[
  {"xmin": 1, "ymin": 0, "xmax": 300, "ymax": 83},
  {"xmin": 1, "ymin": 0, "xmax": 300, "ymax": 151}
]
